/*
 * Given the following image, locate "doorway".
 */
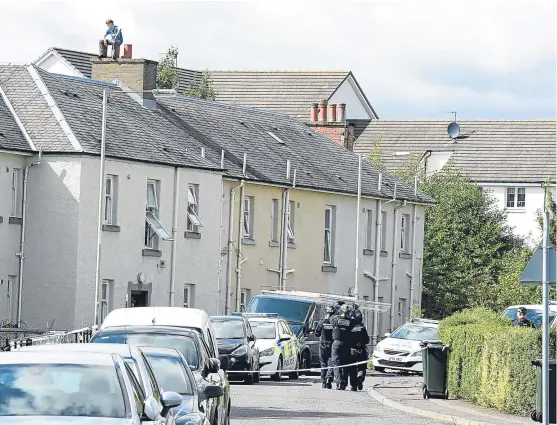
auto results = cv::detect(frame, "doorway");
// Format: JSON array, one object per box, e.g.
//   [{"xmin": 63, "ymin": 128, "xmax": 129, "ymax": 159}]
[{"xmin": 130, "ymin": 290, "xmax": 149, "ymax": 307}]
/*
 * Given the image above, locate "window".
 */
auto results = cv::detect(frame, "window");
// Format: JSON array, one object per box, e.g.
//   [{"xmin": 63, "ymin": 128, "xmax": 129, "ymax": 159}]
[
  {"xmin": 187, "ymin": 184, "xmax": 203, "ymax": 232},
  {"xmin": 243, "ymin": 196, "xmax": 254, "ymax": 239},
  {"xmin": 100, "ymin": 279, "xmax": 114, "ymax": 323},
  {"xmin": 10, "ymin": 168, "xmax": 22, "ymax": 218},
  {"xmin": 378, "ymin": 296, "xmax": 384, "ymax": 336},
  {"xmin": 240, "ymin": 289, "xmax": 251, "ymax": 311},
  {"xmin": 183, "ymin": 284, "xmax": 194, "ymax": 308},
  {"xmin": 271, "ymin": 199, "xmax": 279, "ymax": 242},
  {"xmin": 323, "ymin": 206, "xmax": 335, "ymax": 265},
  {"xmin": 287, "ymin": 200, "xmax": 295, "ymax": 244},
  {"xmin": 144, "ymin": 180, "xmax": 172, "ymax": 250},
  {"xmin": 398, "ymin": 298, "xmax": 407, "ymax": 327},
  {"xmin": 506, "ymin": 187, "xmax": 526, "ymax": 208},
  {"xmin": 365, "ymin": 209, "xmax": 373, "ymax": 250},
  {"xmin": 7, "ymin": 275, "xmax": 16, "ymax": 321},
  {"xmin": 401, "ymin": 214, "xmax": 410, "ymax": 253},
  {"xmin": 380, "ymin": 211, "xmax": 388, "ymax": 251},
  {"xmin": 104, "ymin": 175, "xmax": 118, "ymax": 225}
]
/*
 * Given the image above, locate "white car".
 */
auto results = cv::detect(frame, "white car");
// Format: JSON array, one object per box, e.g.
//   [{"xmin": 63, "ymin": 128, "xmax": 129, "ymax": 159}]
[
  {"xmin": 372, "ymin": 318, "xmax": 439, "ymax": 374},
  {"xmin": 501, "ymin": 304, "xmax": 557, "ymax": 328},
  {"xmin": 246, "ymin": 313, "xmax": 300, "ymax": 380}
]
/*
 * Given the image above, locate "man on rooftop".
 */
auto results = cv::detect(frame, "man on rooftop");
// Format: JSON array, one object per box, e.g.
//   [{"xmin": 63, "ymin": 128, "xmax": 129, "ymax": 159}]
[{"xmin": 98, "ymin": 19, "xmax": 123, "ymax": 60}]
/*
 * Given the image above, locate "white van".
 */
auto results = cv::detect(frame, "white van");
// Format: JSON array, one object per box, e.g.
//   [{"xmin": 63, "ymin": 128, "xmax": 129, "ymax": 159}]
[{"xmin": 100, "ymin": 307, "xmax": 220, "ymax": 357}]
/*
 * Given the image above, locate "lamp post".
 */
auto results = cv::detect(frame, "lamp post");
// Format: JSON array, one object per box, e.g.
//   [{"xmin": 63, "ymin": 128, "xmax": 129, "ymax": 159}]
[{"xmin": 93, "ymin": 88, "xmax": 177, "ymax": 326}]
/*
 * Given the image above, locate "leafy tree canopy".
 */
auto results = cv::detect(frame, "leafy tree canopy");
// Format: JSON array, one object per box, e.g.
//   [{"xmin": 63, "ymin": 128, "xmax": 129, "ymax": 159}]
[
  {"xmin": 156, "ymin": 46, "xmax": 179, "ymax": 90},
  {"xmin": 184, "ymin": 69, "xmax": 217, "ymax": 100}
]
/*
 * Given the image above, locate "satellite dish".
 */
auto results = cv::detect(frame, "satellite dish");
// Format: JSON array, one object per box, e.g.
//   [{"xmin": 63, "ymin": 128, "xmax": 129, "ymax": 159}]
[{"xmin": 447, "ymin": 121, "xmax": 460, "ymax": 139}]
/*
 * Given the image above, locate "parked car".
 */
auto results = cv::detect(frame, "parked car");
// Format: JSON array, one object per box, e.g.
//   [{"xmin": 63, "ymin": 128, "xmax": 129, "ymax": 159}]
[
  {"xmin": 372, "ymin": 318, "xmax": 439, "ymax": 374},
  {"xmin": 90, "ymin": 325, "xmax": 230, "ymax": 425},
  {"xmin": 246, "ymin": 291, "xmax": 328, "ymax": 370},
  {"xmin": 210, "ymin": 315, "xmax": 260, "ymax": 384},
  {"xmin": 17, "ymin": 342, "xmax": 179, "ymax": 423},
  {"xmin": 501, "ymin": 304, "xmax": 557, "ymax": 328},
  {"xmin": 245, "ymin": 313, "xmax": 300, "ymax": 380},
  {"xmin": 0, "ymin": 350, "xmax": 182, "ymax": 424},
  {"xmin": 142, "ymin": 346, "xmax": 224, "ymax": 425}
]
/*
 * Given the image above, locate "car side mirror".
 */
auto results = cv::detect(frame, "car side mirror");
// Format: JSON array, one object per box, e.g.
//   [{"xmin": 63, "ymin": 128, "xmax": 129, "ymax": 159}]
[
  {"xmin": 384, "ymin": 332, "xmax": 391, "ymax": 338},
  {"xmin": 209, "ymin": 358, "xmax": 220, "ymax": 373},
  {"xmin": 160, "ymin": 391, "xmax": 182, "ymax": 416},
  {"xmin": 200, "ymin": 384, "xmax": 224, "ymax": 401},
  {"xmin": 143, "ymin": 395, "xmax": 162, "ymax": 421},
  {"xmin": 218, "ymin": 354, "xmax": 229, "ymax": 371}
]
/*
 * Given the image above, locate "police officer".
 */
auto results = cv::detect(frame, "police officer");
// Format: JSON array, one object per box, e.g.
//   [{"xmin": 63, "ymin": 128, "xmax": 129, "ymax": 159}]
[
  {"xmin": 330, "ymin": 303, "xmax": 354, "ymax": 390},
  {"xmin": 314, "ymin": 305, "xmax": 335, "ymax": 388},
  {"xmin": 349, "ymin": 305, "xmax": 370, "ymax": 391},
  {"xmin": 511, "ymin": 307, "xmax": 535, "ymax": 328}
]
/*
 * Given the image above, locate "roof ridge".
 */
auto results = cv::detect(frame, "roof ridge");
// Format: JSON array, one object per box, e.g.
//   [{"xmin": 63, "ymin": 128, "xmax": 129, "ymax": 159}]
[
  {"xmin": 210, "ymin": 70, "xmax": 350, "ymax": 74},
  {"xmin": 370, "ymin": 119, "xmax": 557, "ymax": 123}
]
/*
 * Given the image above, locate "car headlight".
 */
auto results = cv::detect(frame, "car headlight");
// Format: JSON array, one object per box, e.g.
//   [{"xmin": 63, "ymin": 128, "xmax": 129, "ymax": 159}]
[
  {"xmin": 232, "ymin": 346, "xmax": 247, "ymax": 356},
  {"xmin": 259, "ymin": 347, "xmax": 274, "ymax": 357},
  {"xmin": 410, "ymin": 350, "xmax": 422, "ymax": 357}
]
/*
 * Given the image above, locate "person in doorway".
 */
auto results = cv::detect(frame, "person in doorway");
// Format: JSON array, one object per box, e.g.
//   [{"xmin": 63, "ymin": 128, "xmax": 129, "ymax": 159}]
[
  {"xmin": 314, "ymin": 305, "xmax": 336, "ymax": 389},
  {"xmin": 330, "ymin": 303, "xmax": 354, "ymax": 390},
  {"xmin": 99, "ymin": 19, "xmax": 123, "ymax": 59},
  {"xmin": 511, "ymin": 307, "xmax": 535, "ymax": 328}
]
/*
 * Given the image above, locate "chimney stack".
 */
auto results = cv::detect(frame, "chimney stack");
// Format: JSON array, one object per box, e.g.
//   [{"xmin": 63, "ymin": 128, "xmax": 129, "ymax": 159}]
[
  {"xmin": 310, "ymin": 102, "xmax": 318, "ymax": 122},
  {"xmin": 328, "ymin": 104, "xmax": 337, "ymax": 122},
  {"xmin": 318, "ymin": 99, "xmax": 328, "ymax": 122},
  {"xmin": 337, "ymin": 103, "xmax": 346, "ymax": 123},
  {"xmin": 123, "ymin": 44, "xmax": 133, "ymax": 59}
]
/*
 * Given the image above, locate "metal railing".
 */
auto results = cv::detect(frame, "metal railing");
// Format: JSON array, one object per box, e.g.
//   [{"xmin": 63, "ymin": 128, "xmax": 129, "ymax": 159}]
[{"xmin": 1, "ymin": 325, "xmax": 98, "ymax": 351}]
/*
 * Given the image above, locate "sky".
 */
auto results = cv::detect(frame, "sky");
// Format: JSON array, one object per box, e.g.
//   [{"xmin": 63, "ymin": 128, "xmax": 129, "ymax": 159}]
[{"xmin": 1, "ymin": 0, "xmax": 555, "ymax": 120}]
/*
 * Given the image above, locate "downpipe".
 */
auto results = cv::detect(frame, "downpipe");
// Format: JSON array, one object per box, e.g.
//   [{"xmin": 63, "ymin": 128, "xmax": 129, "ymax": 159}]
[
  {"xmin": 235, "ymin": 183, "xmax": 246, "ymax": 312},
  {"xmin": 390, "ymin": 200, "xmax": 407, "ymax": 332},
  {"xmin": 279, "ymin": 187, "xmax": 291, "ymax": 290},
  {"xmin": 409, "ymin": 203, "xmax": 418, "ymax": 316},
  {"xmin": 225, "ymin": 181, "xmax": 243, "ymax": 315},
  {"xmin": 168, "ymin": 167, "xmax": 180, "ymax": 307},
  {"xmin": 16, "ymin": 155, "xmax": 41, "ymax": 326},
  {"xmin": 371, "ymin": 199, "xmax": 383, "ymax": 348}
]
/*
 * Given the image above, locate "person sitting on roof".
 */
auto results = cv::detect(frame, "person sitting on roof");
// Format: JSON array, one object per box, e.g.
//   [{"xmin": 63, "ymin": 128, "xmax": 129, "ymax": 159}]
[{"xmin": 98, "ymin": 19, "xmax": 123, "ymax": 60}]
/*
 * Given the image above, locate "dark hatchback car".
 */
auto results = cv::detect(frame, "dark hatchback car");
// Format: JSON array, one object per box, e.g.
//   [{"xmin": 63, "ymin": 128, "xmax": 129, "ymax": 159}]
[
  {"xmin": 142, "ymin": 347, "xmax": 224, "ymax": 425},
  {"xmin": 210, "ymin": 315, "xmax": 260, "ymax": 384},
  {"xmin": 91, "ymin": 325, "xmax": 230, "ymax": 425}
]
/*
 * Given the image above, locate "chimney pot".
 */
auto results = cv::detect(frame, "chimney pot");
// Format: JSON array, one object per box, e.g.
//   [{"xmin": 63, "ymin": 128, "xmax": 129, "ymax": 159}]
[
  {"xmin": 318, "ymin": 99, "xmax": 328, "ymax": 122},
  {"xmin": 123, "ymin": 44, "xmax": 133, "ymax": 59},
  {"xmin": 328, "ymin": 104, "xmax": 337, "ymax": 122},
  {"xmin": 310, "ymin": 102, "xmax": 318, "ymax": 122},
  {"xmin": 337, "ymin": 103, "xmax": 346, "ymax": 123}
]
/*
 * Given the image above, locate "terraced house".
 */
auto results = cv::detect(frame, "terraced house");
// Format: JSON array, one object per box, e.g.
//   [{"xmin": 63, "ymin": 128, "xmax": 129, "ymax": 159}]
[{"xmin": 0, "ymin": 57, "xmax": 431, "ymax": 344}]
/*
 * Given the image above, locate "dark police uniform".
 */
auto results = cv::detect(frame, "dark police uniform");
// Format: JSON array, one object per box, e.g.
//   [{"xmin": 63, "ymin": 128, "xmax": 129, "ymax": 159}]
[
  {"xmin": 511, "ymin": 317, "xmax": 534, "ymax": 328},
  {"xmin": 314, "ymin": 316, "xmax": 334, "ymax": 386},
  {"xmin": 330, "ymin": 314, "xmax": 354, "ymax": 389},
  {"xmin": 349, "ymin": 321, "xmax": 370, "ymax": 390}
]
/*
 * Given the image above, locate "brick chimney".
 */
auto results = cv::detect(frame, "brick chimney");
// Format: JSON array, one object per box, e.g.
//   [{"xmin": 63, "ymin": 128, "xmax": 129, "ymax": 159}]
[
  {"xmin": 91, "ymin": 58, "xmax": 158, "ymax": 101},
  {"xmin": 306, "ymin": 101, "xmax": 355, "ymax": 150}
]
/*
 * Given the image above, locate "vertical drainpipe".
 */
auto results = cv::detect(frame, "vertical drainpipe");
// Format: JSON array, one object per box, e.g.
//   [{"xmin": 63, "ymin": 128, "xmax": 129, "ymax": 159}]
[
  {"xmin": 169, "ymin": 166, "xmax": 180, "ymax": 307},
  {"xmin": 409, "ymin": 177, "xmax": 418, "ymax": 316},
  {"xmin": 225, "ymin": 181, "xmax": 243, "ymax": 315},
  {"xmin": 371, "ymin": 173, "xmax": 383, "ymax": 348},
  {"xmin": 216, "ymin": 150, "xmax": 225, "ymax": 314},
  {"xmin": 235, "ymin": 182, "xmax": 246, "ymax": 312},
  {"xmin": 390, "ymin": 199, "xmax": 407, "ymax": 331},
  {"xmin": 16, "ymin": 155, "xmax": 41, "ymax": 326},
  {"xmin": 280, "ymin": 188, "xmax": 291, "ymax": 290}
]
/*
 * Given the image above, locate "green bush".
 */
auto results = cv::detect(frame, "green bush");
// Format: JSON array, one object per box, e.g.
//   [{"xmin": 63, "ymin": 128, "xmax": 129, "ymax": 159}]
[{"xmin": 439, "ymin": 307, "xmax": 555, "ymax": 416}]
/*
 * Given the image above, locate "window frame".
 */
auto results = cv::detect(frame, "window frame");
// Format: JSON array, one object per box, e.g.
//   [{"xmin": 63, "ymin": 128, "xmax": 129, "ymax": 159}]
[
  {"xmin": 10, "ymin": 168, "xmax": 22, "ymax": 218},
  {"xmin": 506, "ymin": 187, "xmax": 526, "ymax": 209},
  {"xmin": 100, "ymin": 279, "xmax": 113, "ymax": 323},
  {"xmin": 104, "ymin": 175, "xmax": 117, "ymax": 225},
  {"xmin": 380, "ymin": 211, "xmax": 388, "ymax": 251},
  {"xmin": 187, "ymin": 184, "xmax": 203, "ymax": 232},
  {"xmin": 323, "ymin": 206, "xmax": 334, "ymax": 265},
  {"xmin": 243, "ymin": 196, "xmax": 253, "ymax": 239},
  {"xmin": 271, "ymin": 198, "xmax": 279, "ymax": 243},
  {"xmin": 401, "ymin": 214, "xmax": 410, "ymax": 253},
  {"xmin": 183, "ymin": 284, "xmax": 193, "ymax": 308},
  {"xmin": 287, "ymin": 200, "xmax": 295, "ymax": 244},
  {"xmin": 365, "ymin": 209, "xmax": 373, "ymax": 250}
]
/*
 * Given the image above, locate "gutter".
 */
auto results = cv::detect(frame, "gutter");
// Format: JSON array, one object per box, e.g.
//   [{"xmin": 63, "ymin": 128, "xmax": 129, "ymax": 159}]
[
  {"xmin": 16, "ymin": 151, "xmax": 42, "ymax": 325},
  {"xmin": 390, "ymin": 199, "xmax": 407, "ymax": 332}
]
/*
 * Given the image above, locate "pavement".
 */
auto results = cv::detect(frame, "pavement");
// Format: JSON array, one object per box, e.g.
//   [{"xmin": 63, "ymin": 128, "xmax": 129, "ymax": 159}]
[
  {"xmin": 368, "ymin": 372, "xmax": 532, "ymax": 425},
  {"xmin": 230, "ymin": 374, "xmax": 445, "ymax": 425}
]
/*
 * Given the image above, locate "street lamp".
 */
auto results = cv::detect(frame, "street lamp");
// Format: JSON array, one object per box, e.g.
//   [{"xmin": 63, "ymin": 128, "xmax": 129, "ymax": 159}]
[{"xmin": 93, "ymin": 87, "xmax": 177, "ymax": 326}]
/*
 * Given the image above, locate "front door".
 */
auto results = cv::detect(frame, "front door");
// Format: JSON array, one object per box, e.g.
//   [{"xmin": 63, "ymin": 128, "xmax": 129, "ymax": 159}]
[{"xmin": 130, "ymin": 290, "xmax": 148, "ymax": 307}]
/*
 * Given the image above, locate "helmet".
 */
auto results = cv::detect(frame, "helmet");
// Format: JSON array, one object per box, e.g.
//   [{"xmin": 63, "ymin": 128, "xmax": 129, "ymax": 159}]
[{"xmin": 517, "ymin": 306, "xmax": 528, "ymax": 316}]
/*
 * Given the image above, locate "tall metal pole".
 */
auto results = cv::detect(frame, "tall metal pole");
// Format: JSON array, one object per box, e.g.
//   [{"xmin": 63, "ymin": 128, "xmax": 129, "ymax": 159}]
[
  {"xmin": 93, "ymin": 90, "xmax": 107, "ymax": 326},
  {"xmin": 542, "ymin": 210, "xmax": 549, "ymax": 425},
  {"xmin": 354, "ymin": 154, "xmax": 362, "ymax": 298},
  {"xmin": 280, "ymin": 189, "xmax": 290, "ymax": 291}
]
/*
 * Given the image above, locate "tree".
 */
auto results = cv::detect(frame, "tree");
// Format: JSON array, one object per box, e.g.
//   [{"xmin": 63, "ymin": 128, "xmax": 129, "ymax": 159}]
[
  {"xmin": 184, "ymin": 70, "xmax": 217, "ymax": 100},
  {"xmin": 537, "ymin": 179, "xmax": 556, "ymax": 246},
  {"xmin": 157, "ymin": 46, "xmax": 179, "ymax": 90},
  {"xmin": 368, "ymin": 136, "xmax": 386, "ymax": 172}
]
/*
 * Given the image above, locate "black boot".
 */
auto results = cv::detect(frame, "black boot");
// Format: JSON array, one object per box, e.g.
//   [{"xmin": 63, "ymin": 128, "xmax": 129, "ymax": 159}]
[
  {"xmin": 351, "ymin": 386, "xmax": 358, "ymax": 391},
  {"xmin": 322, "ymin": 382, "xmax": 327, "ymax": 388}
]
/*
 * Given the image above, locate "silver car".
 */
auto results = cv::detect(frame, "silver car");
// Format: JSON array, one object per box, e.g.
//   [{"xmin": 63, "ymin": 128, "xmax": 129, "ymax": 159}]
[{"xmin": 0, "ymin": 351, "xmax": 182, "ymax": 424}]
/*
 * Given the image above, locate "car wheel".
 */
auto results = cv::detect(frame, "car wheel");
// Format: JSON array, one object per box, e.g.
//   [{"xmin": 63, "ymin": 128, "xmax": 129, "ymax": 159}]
[
  {"xmin": 300, "ymin": 350, "xmax": 310, "ymax": 376},
  {"xmin": 289, "ymin": 357, "xmax": 300, "ymax": 379},
  {"xmin": 271, "ymin": 357, "xmax": 283, "ymax": 381},
  {"xmin": 253, "ymin": 362, "xmax": 261, "ymax": 383}
]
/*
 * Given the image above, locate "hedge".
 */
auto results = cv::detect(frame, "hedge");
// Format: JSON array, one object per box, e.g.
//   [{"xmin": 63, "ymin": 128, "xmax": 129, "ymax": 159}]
[{"xmin": 438, "ymin": 307, "xmax": 556, "ymax": 416}]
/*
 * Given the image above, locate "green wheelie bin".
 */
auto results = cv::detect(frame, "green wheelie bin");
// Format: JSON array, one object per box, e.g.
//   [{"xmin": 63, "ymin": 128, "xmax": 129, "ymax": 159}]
[
  {"xmin": 422, "ymin": 341, "xmax": 450, "ymax": 400},
  {"xmin": 531, "ymin": 359, "xmax": 556, "ymax": 423}
]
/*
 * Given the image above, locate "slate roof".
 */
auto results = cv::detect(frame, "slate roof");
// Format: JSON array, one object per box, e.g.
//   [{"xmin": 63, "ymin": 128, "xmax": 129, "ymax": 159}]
[
  {"xmin": 0, "ymin": 65, "xmax": 431, "ymax": 204},
  {"xmin": 0, "ymin": 92, "xmax": 31, "ymax": 152},
  {"xmin": 353, "ymin": 120, "xmax": 557, "ymax": 183},
  {"xmin": 36, "ymin": 49, "xmax": 364, "ymax": 120}
]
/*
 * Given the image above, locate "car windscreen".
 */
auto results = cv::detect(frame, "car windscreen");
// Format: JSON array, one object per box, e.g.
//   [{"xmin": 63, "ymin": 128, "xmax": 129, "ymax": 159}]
[
  {"xmin": 502, "ymin": 308, "xmax": 554, "ymax": 328},
  {"xmin": 91, "ymin": 332, "xmax": 199, "ymax": 370},
  {"xmin": 247, "ymin": 297, "xmax": 311, "ymax": 328},
  {"xmin": 390, "ymin": 325, "xmax": 438, "ymax": 341},
  {"xmin": 212, "ymin": 319, "xmax": 245, "ymax": 339},
  {"xmin": 249, "ymin": 321, "xmax": 276, "ymax": 339},
  {"xmin": 0, "ymin": 363, "xmax": 126, "ymax": 417},
  {"xmin": 144, "ymin": 354, "xmax": 194, "ymax": 396}
]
